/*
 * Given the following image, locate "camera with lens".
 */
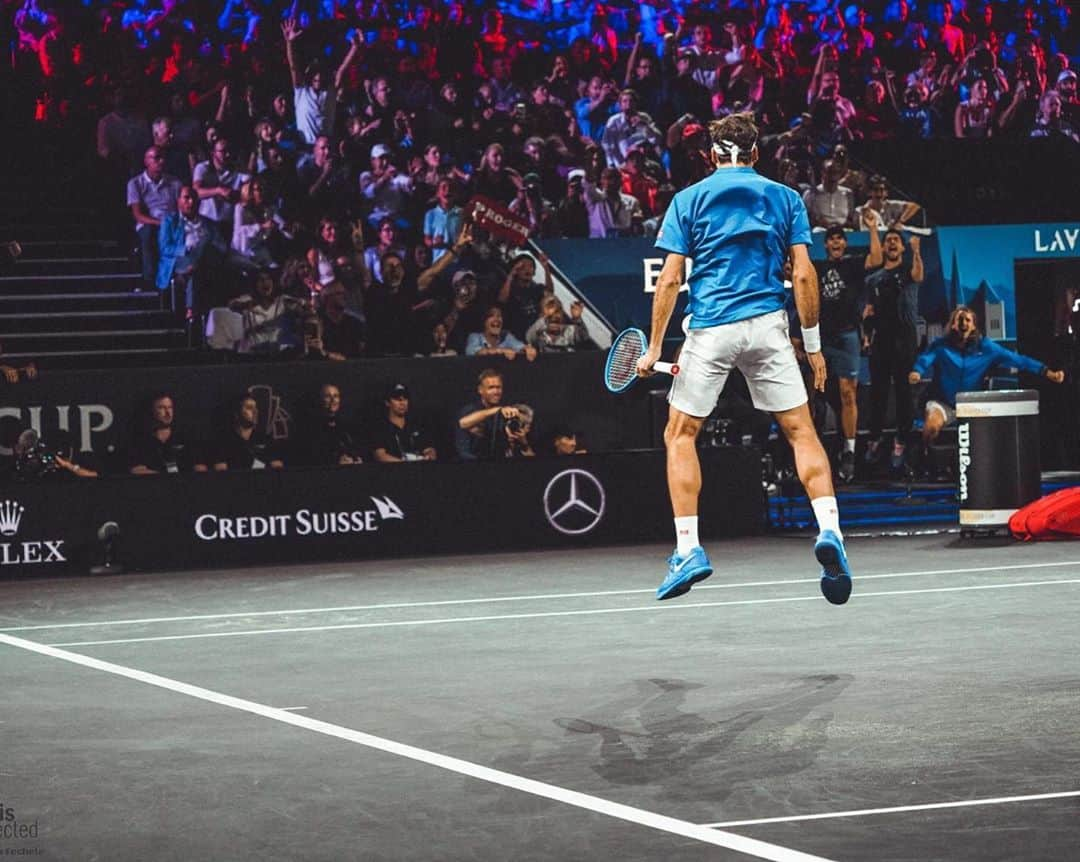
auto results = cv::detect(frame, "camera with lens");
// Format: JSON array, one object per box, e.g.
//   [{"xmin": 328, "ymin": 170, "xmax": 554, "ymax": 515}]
[
  {"xmin": 507, "ymin": 416, "xmax": 523, "ymax": 433},
  {"xmin": 14, "ymin": 429, "xmax": 60, "ymax": 480}
]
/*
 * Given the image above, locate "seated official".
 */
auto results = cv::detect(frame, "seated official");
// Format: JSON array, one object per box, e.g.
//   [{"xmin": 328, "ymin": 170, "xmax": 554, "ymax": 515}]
[
  {"xmin": 128, "ymin": 393, "xmax": 208, "ymax": 474},
  {"xmin": 371, "ymin": 382, "xmax": 437, "ymax": 462},
  {"xmin": 212, "ymin": 394, "xmax": 284, "ymax": 471},
  {"xmin": 909, "ymin": 305, "xmax": 1065, "ymax": 449},
  {"xmin": 292, "ymin": 383, "xmax": 364, "ymax": 466}
]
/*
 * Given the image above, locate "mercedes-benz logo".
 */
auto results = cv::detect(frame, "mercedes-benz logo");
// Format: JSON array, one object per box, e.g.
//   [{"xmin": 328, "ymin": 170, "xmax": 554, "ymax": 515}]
[{"xmin": 543, "ymin": 469, "xmax": 606, "ymax": 535}]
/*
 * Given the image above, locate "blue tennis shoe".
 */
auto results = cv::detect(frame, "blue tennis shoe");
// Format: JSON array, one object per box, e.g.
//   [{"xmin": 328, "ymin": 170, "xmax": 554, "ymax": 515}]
[
  {"xmin": 657, "ymin": 547, "xmax": 713, "ymax": 600},
  {"xmin": 815, "ymin": 529, "xmax": 852, "ymax": 605}
]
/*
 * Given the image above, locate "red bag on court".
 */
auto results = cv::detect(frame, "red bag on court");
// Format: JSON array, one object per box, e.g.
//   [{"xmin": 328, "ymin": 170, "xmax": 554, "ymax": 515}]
[{"xmin": 1009, "ymin": 487, "xmax": 1080, "ymax": 541}]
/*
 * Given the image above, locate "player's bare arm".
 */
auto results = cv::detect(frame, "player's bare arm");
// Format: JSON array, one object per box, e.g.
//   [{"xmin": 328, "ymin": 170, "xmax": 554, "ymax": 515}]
[
  {"xmin": 790, "ymin": 244, "xmax": 826, "ymax": 392},
  {"xmin": 637, "ymin": 252, "xmax": 685, "ymax": 377}
]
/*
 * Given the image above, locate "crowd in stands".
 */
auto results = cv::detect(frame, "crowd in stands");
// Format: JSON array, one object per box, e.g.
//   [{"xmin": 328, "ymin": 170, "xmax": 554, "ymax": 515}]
[
  {"xmin": 3, "ymin": 0, "xmax": 1076, "ymax": 480},
  {"xmin": 9, "ymin": 2, "xmax": 1077, "ymax": 333}
]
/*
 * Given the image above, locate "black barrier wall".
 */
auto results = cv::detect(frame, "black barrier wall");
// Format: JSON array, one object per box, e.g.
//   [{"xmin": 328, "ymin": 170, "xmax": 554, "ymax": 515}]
[
  {"xmin": 0, "ymin": 353, "xmax": 669, "ymax": 466},
  {"xmin": 0, "ymin": 449, "xmax": 763, "ymax": 575}
]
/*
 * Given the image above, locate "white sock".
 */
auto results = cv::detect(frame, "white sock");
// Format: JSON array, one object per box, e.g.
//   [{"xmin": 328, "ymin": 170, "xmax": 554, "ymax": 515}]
[
  {"xmin": 674, "ymin": 516, "xmax": 699, "ymax": 556},
  {"xmin": 811, "ymin": 496, "xmax": 842, "ymax": 539},
  {"xmin": 844, "ymin": 438, "xmax": 855, "ymax": 454}
]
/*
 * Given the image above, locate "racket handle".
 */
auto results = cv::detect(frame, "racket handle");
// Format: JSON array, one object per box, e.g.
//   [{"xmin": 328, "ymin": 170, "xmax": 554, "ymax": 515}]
[{"xmin": 654, "ymin": 361, "xmax": 679, "ymax": 376}]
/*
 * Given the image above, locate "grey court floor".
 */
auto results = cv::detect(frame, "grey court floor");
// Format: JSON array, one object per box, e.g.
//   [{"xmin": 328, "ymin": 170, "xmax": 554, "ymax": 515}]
[{"xmin": 1, "ymin": 534, "xmax": 1079, "ymax": 862}]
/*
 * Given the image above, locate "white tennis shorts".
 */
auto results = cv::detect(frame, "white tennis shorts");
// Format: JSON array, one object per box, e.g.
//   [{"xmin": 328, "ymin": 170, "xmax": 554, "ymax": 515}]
[{"xmin": 667, "ymin": 308, "xmax": 808, "ymax": 418}]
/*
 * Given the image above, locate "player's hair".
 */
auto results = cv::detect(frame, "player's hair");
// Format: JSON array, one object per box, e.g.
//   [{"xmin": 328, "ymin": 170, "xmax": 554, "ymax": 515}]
[
  {"xmin": 708, "ymin": 113, "xmax": 758, "ymax": 165},
  {"xmin": 883, "ymin": 228, "xmax": 905, "ymax": 244},
  {"xmin": 477, "ymin": 367, "xmax": 503, "ymax": 386}
]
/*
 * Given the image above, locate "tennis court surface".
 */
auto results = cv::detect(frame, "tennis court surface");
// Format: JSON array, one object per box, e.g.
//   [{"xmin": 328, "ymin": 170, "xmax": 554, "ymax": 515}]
[{"xmin": 2, "ymin": 534, "xmax": 1079, "ymax": 861}]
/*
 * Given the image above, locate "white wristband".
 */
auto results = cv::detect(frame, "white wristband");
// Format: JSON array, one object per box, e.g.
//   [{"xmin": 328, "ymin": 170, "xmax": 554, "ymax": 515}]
[{"xmin": 801, "ymin": 323, "xmax": 821, "ymax": 354}]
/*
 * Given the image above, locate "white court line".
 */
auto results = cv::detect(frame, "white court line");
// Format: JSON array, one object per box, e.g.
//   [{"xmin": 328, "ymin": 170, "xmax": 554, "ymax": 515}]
[
  {"xmin": 0, "ymin": 634, "xmax": 833, "ymax": 862},
  {"xmin": 45, "ymin": 578, "xmax": 1080, "ymax": 648},
  {"xmin": 702, "ymin": 790, "xmax": 1080, "ymax": 828},
  {"xmin": 2, "ymin": 560, "xmax": 1077, "ymax": 634}
]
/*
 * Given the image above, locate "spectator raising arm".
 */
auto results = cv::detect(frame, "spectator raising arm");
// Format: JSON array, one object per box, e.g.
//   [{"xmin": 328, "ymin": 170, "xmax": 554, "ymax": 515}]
[
  {"xmin": 282, "ymin": 19, "xmax": 304, "ymax": 89},
  {"xmin": 418, "ymin": 222, "xmax": 473, "ymax": 294},
  {"xmin": 863, "ymin": 207, "xmax": 883, "ymax": 268},
  {"xmin": 909, "ymin": 235, "xmax": 924, "ymax": 284},
  {"xmin": 335, "ymin": 31, "xmax": 363, "ymax": 93}
]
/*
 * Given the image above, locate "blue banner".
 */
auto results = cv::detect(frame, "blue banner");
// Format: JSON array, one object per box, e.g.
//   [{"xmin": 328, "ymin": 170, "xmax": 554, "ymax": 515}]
[{"xmin": 539, "ymin": 231, "xmax": 948, "ymax": 338}]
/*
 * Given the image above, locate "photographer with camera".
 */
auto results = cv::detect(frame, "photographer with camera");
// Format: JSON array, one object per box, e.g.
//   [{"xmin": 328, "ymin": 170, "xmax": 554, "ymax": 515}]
[
  {"xmin": 128, "ymin": 393, "xmax": 207, "ymax": 475},
  {"xmin": 456, "ymin": 368, "xmax": 528, "ymax": 461},
  {"xmin": 502, "ymin": 404, "xmax": 536, "ymax": 459},
  {"xmin": 14, "ymin": 429, "xmax": 98, "ymax": 481}
]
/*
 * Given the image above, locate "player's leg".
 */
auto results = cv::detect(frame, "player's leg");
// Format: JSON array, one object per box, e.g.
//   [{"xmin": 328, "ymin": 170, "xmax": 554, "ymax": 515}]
[
  {"xmin": 890, "ymin": 336, "xmax": 918, "ymax": 472},
  {"xmin": 656, "ymin": 327, "xmax": 733, "ymax": 600},
  {"xmin": 656, "ymin": 407, "xmax": 714, "ymax": 600},
  {"xmin": 838, "ymin": 377, "xmax": 859, "ymax": 481},
  {"xmin": 665, "ymin": 407, "xmax": 705, "ymax": 518},
  {"xmin": 773, "ymin": 403, "xmax": 835, "ymax": 502},
  {"xmin": 776, "ymin": 404, "xmax": 854, "ymax": 606},
  {"xmin": 866, "ymin": 341, "xmax": 889, "ymax": 464},
  {"xmin": 739, "ymin": 310, "xmax": 853, "ymax": 605},
  {"xmin": 829, "ymin": 330, "xmax": 861, "ymax": 482}
]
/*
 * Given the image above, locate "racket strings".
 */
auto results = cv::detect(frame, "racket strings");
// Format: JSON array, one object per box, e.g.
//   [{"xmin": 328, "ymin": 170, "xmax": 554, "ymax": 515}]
[{"xmin": 607, "ymin": 337, "xmax": 644, "ymax": 388}]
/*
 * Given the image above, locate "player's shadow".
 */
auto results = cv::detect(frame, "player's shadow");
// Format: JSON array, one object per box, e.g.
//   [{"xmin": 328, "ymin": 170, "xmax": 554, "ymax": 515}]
[{"xmin": 554, "ymin": 674, "xmax": 852, "ymax": 802}]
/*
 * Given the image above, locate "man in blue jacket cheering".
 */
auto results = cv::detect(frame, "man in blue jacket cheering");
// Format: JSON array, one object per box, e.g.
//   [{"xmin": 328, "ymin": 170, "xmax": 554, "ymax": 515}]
[{"xmin": 908, "ymin": 305, "xmax": 1065, "ymax": 454}]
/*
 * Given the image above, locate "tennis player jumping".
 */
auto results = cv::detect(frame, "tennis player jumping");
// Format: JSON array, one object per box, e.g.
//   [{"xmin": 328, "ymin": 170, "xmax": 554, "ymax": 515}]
[{"xmin": 636, "ymin": 113, "xmax": 852, "ymax": 606}]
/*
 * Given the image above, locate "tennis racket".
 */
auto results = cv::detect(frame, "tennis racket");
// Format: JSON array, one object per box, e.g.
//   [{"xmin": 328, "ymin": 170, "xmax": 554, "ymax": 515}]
[{"xmin": 604, "ymin": 327, "xmax": 679, "ymax": 393}]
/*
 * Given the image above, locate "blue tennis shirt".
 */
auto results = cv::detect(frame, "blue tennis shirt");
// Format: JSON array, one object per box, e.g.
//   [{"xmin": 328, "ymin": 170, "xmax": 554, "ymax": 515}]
[{"xmin": 655, "ymin": 166, "xmax": 812, "ymax": 328}]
